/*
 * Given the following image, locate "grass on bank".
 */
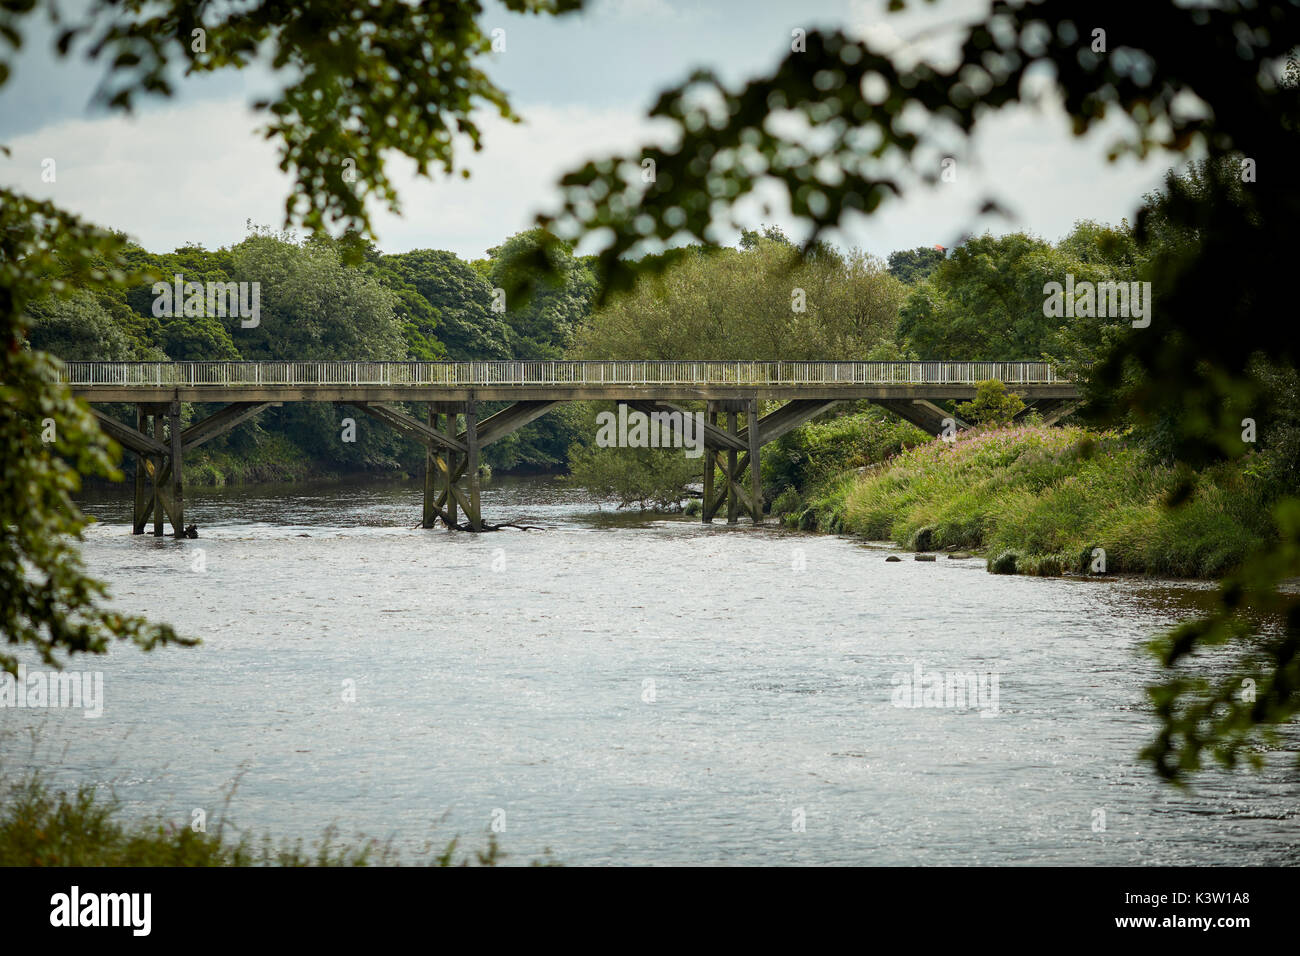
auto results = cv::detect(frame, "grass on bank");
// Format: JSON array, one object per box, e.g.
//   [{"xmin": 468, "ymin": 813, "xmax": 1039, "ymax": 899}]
[
  {"xmin": 779, "ymin": 424, "xmax": 1274, "ymax": 578},
  {"xmin": 0, "ymin": 774, "xmax": 529, "ymax": 866}
]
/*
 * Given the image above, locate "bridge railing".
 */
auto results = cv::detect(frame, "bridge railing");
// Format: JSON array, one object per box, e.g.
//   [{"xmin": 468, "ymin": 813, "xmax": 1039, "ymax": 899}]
[{"xmin": 59, "ymin": 360, "xmax": 1064, "ymax": 387}]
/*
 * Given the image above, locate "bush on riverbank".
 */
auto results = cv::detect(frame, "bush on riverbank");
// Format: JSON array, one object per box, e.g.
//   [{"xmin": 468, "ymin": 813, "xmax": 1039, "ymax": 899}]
[
  {"xmin": 783, "ymin": 424, "xmax": 1274, "ymax": 578},
  {"xmin": 764, "ymin": 406, "xmax": 927, "ymax": 501},
  {"xmin": 0, "ymin": 774, "xmax": 512, "ymax": 866}
]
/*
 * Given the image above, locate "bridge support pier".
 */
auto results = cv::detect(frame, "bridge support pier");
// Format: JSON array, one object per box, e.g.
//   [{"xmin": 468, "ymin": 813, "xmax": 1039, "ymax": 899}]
[
  {"xmin": 424, "ymin": 402, "xmax": 465, "ymax": 530},
  {"xmin": 1014, "ymin": 397, "xmax": 1081, "ymax": 426},
  {"xmin": 124, "ymin": 402, "xmax": 184, "ymax": 537},
  {"xmin": 356, "ymin": 397, "xmax": 564, "ymax": 530},
  {"xmin": 871, "ymin": 398, "xmax": 966, "ymax": 437},
  {"xmin": 701, "ymin": 400, "xmax": 762, "ymax": 525},
  {"xmin": 93, "ymin": 400, "xmax": 273, "ymax": 536}
]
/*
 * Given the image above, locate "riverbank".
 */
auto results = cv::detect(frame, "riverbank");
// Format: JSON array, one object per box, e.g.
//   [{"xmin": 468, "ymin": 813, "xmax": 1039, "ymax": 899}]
[{"xmin": 775, "ymin": 423, "xmax": 1274, "ymax": 578}]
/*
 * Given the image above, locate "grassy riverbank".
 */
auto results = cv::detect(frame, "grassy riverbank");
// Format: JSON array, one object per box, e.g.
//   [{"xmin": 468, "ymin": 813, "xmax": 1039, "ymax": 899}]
[
  {"xmin": 0, "ymin": 774, "xmax": 514, "ymax": 866},
  {"xmin": 777, "ymin": 423, "xmax": 1274, "ymax": 578}
]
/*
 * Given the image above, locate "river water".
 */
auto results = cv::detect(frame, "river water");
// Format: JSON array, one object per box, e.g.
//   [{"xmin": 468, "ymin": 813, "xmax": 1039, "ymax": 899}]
[{"xmin": 5, "ymin": 475, "xmax": 1297, "ymax": 865}]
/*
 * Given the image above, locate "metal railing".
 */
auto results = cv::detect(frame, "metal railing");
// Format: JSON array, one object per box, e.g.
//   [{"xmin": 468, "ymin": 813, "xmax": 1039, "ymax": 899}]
[{"xmin": 59, "ymin": 361, "xmax": 1065, "ymax": 387}]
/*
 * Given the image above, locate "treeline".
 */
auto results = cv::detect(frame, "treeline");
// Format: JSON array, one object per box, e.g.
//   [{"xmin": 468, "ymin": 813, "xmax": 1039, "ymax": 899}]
[{"xmin": 27, "ymin": 226, "xmax": 596, "ymax": 482}]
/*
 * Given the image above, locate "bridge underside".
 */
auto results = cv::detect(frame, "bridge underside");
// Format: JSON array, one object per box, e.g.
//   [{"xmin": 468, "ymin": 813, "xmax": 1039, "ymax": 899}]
[{"xmin": 80, "ymin": 388, "xmax": 1079, "ymax": 534}]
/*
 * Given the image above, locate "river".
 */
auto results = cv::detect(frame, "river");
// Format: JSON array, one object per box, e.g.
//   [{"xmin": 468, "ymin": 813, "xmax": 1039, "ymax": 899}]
[{"xmin": 5, "ymin": 475, "xmax": 1296, "ymax": 865}]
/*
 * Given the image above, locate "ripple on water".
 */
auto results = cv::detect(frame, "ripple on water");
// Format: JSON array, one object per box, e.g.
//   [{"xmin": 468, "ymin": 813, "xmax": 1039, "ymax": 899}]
[{"xmin": 14, "ymin": 475, "xmax": 1294, "ymax": 865}]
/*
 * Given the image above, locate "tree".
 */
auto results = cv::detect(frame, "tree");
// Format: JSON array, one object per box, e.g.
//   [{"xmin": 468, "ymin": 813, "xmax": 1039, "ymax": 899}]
[
  {"xmin": 536, "ymin": 3, "xmax": 1300, "ymax": 780},
  {"xmin": 486, "ymin": 229, "xmax": 596, "ymax": 360},
  {"xmin": 24, "ymin": 290, "xmax": 141, "ymax": 361},
  {"xmin": 898, "ymin": 232, "xmax": 1123, "ymax": 361},
  {"xmin": 739, "ymin": 224, "xmax": 794, "ymax": 250},
  {"xmin": 157, "ymin": 313, "xmax": 241, "ymax": 362},
  {"xmin": 567, "ymin": 435, "xmax": 701, "ymax": 511},
  {"xmin": 956, "ymin": 380, "xmax": 1026, "ymax": 426},
  {"xmin": 887, "ymin": 246, "xmax": 946, "ymax": 284},
  {"xmin": 383, "ymin": 249, "xmax": 510, "ymax": 361},
  {"xmin": 573, "ymin": 234, "xmax": 903, "ymax": 360}
]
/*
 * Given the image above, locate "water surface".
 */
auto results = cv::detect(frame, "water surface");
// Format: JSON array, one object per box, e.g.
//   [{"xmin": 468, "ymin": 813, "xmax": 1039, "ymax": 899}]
[{"xmin": 5, "ymin": 475, "xmax": 1297, "ymax": 865}]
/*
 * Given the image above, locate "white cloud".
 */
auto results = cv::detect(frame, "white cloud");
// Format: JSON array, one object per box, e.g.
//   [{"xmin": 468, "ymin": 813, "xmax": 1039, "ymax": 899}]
[
  {"xmin": 1, "ymin": 99, "xmax": 290, "ymax": 250},
  {"xmin": 0, "ymin": 88, "xmax": 1177, "ymax": 263},
  {"xmin": 0, "ymin": 97, "xmax": 673, "ymax": 259},
  {"xmin": 587, "ymin": 0, "xmax": 682, "ymax": 22}
]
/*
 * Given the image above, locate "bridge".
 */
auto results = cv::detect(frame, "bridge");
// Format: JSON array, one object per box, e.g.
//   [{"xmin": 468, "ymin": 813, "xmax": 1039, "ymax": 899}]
[{"xmin": 63, "ymin": 360, "xmax": 1079, "ymax": 534}]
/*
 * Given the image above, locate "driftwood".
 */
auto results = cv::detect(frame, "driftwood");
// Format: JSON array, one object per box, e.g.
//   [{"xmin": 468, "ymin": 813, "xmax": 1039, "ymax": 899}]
[{"xmin": 409, "ymin": 518, "xmax": 543, "ymax": 532}]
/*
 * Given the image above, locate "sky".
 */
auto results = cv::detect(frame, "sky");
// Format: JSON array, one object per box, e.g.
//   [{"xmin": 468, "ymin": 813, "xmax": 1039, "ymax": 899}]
[{"xmin": 0, "ymin": 0, "xmax": 1186, "ymax": 262}]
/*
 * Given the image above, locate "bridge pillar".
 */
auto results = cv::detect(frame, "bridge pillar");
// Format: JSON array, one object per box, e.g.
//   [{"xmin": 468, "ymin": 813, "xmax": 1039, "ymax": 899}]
[
  {"xmin": 726, "ymin": 408, "xmax": 739, "ymax": 524},
  {"xmin": 746, "ymin": 397, "xmax": 762, "ymax": 523},
  {"xmin": 152, "ymin": 411, "xmax": 165, "ymax": 535},
  {"xmin": 128, "ymin": 403, "xmax": 185, "ymax": 537},
  {"xmin": 464, "ymin": 397, "xmax": 482, "ymax": 531},
  {"xmin": 423, "ymin": 402, "xmax": 463, "ymax": 529},
  {"xmin": 701, "ymin": 399, "xmax": 761, "ymax": 525},
  {"xmin": 168, "ymin": 400, "xmax": 184, "ymax": 538},
  {"xmin": 701, "ymin": 401, "xmax": 720, "ymax": 523},
  {"xmin": 132, "ymin": 405, "xmax": 148, "ymax": 534}
]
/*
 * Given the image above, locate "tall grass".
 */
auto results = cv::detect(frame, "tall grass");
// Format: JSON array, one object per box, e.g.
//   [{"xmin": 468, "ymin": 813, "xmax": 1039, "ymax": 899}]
[
  {"xmin": 0, "ymin": 773, "xmax": 522, "ymax": 866},
  {"xmin": 786, "ymin": 424, "xmax": 1274, "ymax": 578}
]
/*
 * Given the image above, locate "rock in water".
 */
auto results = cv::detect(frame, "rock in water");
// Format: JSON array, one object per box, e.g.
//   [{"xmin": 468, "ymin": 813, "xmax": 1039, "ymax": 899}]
[
  {"xmin": 885, "ymin": 555, "xmax": 902, "ymax": 562},
  {"xmin": 914, "ymin": 554, "xmax": 937, "ymax": 562}
]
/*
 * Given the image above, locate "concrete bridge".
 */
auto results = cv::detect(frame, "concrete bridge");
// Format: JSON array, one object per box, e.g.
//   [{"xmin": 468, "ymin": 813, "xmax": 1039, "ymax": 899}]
[{"xmin": 63, "ymin": 360, "xmax": 1079, "ymax": 534}]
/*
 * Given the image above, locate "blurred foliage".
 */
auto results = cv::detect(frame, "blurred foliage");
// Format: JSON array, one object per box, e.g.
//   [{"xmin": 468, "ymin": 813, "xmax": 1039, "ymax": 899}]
[{"xmin": 0, "ymin": 191, "xmax": 191, "ymax": 674}]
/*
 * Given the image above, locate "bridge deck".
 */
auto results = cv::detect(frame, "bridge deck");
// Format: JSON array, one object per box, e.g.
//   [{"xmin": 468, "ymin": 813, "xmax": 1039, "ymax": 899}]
[{"xmin": 64, "ymin": 360, "xmax": 1075, "ymax": 402}]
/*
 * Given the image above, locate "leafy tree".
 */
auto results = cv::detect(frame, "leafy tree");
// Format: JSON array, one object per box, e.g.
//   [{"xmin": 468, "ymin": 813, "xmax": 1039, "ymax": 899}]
[
  {"xmin": 887, "ymin": 246, "xmax": 946, "ymax": 284},
  {"xmin": 157, "ymin": 313, "xmax": 241, "ymax": 361},
  {"xmin": 898, "ymin": 232, "xmax": 1120, "ymax": 361},
  {"xmin": 1056, "ymin": 220, "xmax": 1139, "ymax": 269},
  {"xmin": 573, "ymin": 235, "xmax": 903, "ymax": 360},
  {"xmin": 383, "ymin": 249, "xmax": 509, "ymax": 361},
  {"xmin": 24, "ymin": 290, "xmax": 140, "ymax": 361},
  {"xmin": 487, "ymin": 230, "xmax": 596, "ymax": 360},
  {"xmin": 739, "ymin": 224, "xmax": 794, "ymax": 249},
  {"xmin": 956, "ymin": 380, "xmax": 1027, "ymax": 426},
  {"xmin": 567, "ymin": 433, "xmax": 701, "ymax": 511},
  {"xmin": 230, "ymin": 233, "xmax": 405, "ymax": 361}
]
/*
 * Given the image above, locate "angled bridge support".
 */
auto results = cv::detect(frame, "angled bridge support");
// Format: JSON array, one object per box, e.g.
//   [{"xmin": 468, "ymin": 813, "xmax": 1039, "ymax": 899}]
[{"xmin": 349, "ymin": 398, "xmax": 558, "ymax": 531}]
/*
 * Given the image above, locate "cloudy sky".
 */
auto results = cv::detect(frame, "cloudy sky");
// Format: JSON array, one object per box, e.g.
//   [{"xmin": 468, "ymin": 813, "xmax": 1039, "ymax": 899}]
[{"xmin": 0, "ymin": 0, "xmax": 1186, "ymax": 261}]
